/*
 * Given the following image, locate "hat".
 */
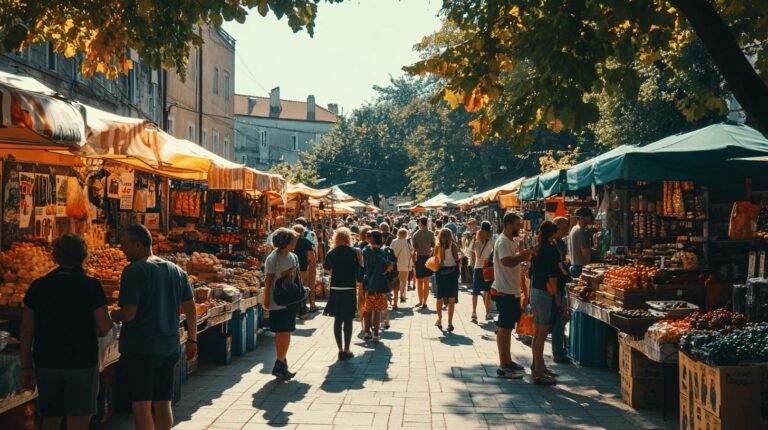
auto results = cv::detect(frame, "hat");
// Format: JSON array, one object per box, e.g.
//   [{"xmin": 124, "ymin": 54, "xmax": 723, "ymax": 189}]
[{"xmin": 575, "ymin": 207, "xmax": 594, "ymax": 219}]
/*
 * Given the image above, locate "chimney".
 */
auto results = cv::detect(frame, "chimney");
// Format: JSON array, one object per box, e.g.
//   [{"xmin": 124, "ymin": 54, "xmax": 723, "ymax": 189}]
[
  {"xmin": 247, "ymin": 96, "xmax": 257, "ymax": 114},
  {"xmin": 327, "ymin": 103, "xmax": 339, "ymax": 116},
  {"xmin": 269, "ymin": 87, "xmax": 281, "ymax": 117},
  {"xmin": 307, "ymin": 95, "xmax": 316, "ymax": 121}
]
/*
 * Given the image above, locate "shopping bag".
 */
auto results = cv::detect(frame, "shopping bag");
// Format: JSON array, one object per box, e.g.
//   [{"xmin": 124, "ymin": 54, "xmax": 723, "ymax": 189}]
[{"xmin": 516, "ymin": 305, "xmax": 535, "ymax": 337}]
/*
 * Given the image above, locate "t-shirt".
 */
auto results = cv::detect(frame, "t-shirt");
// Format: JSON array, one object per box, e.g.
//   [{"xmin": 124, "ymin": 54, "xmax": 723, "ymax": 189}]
[
  {"xmin": 294, "ymin": 237, "xmax": 314, "ymax": 271},
  {"xmin": 530, "ymin": 243, "xmax": 561, "ymax": 291},
  {"xmin": 470, "ymin": 238, "xmax": 493, "ymax": 269},
  {"xmin": 445, "ymin": 222, "xmax": 458, "ymax": 236},
  {"xmin": 493, "ymin": 234, "xmax": 521, "ymax": 296},
  {"xmin": 412, "ymin": 229, "xmax": 435, "ymax": 256},
  {"xmin": 24, "ymin": 267, "xmax": 107, "ymax": 369},
  {"xmin": 324, "ymin": 246, "xmax": 360, "ymax": 289},
  {"xmin": 265, "ymin": 250, "xmax": 300, "ymax": 311},
  {"xmin": 568, "ymin": 225, "xmax": 592, "ymax": 266},
  {"xmin": 389, "ymin": 238, "xmax": 413, "ymax": 271},
  {"xmin": 408, "ymin": 220, "xmax": 417, "ymax": 232},
  {"xmin": 118, "ymin": 256, "xmax": 193, "ymax": 356}
]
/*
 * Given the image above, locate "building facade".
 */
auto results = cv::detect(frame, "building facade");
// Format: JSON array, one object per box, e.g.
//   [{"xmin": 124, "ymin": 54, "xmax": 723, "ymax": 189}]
[
  {"xmin": 166, "ymin": 25, "xmax": 236, "ymax": 160},
  {"xmin": 0, "ymin": 43, "xmax": 161, "ymax": 122},
  {"xmin": 234, "ymin": 88, "xmax": 338, "ymax": 170}
]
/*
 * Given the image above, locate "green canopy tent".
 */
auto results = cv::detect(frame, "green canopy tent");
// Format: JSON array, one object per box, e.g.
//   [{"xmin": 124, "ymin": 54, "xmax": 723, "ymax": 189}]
[
  {"xmin": 592, "ymin": 123, "xmax": 768, "ymax": 185},
  {"xmin": 539, "ymin": 169, "xmax": 566, "ymax": 199},
  {"xmin": 565, "ymin": 145, "xmax": 637, "ymax": 191},
  {"xmin": 518, "ymin": 176, "xmax": 541, "ymax": 201}
]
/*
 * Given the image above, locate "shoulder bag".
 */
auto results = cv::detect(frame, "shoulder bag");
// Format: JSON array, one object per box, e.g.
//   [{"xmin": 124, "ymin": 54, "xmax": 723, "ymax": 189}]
[
  {"xmin": 482, "ymin": 249, "xmax": 495, "ymax": 283},
  {"xmin": 273, "ymin": 262, "xmax": 309, "ymax": 306}
]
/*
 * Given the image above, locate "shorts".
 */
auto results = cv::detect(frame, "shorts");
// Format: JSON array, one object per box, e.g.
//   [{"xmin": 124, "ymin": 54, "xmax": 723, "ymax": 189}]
[
  {"xmin": 120, "ymin": 353, "xmax": 179, "ymax": 402},
  {"xmin": 269, "ymin": 305, "xmax": 298, "ymax": 333},
  {"xmin": 471, "ymin": 268, "xmax": 491, "ymax": 295},
  {"xmin": 530, "ymin": 288, "xmax": 554, "ymax": 325},
  {"xmin": 36, "ymin": 366, "xmax": 99, "ymax": 417},
  {"xmin": 493, "ymin": 294, "xmax": 522, "ymax": 329},
  {"xmin": 363, "ymin": 292, "xmax": 388, "ymax": 312},
  {"xmin": 415, "ymin": 255, "xmax": 432, "ymax": 278}
]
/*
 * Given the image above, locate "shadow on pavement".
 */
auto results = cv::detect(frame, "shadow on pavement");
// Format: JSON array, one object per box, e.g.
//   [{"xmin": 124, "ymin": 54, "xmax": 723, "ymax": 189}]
[
  {"xmin": 292, "ymin": 327, "xmax": 317, "ymax": 337},
  {"xmin": 321, "ymin": 341, "xmax": 392, "ymax": 393},
  {"xmin": 251, "ymin": 379, "xmax": 312, "ymax": 427},
  {"xmin": 438, "ymin": 332, "xmax": 473, "ymax": 345}
]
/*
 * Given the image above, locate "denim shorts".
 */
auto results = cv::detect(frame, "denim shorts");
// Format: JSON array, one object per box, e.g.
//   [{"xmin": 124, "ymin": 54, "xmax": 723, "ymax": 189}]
[{"xmin": 530, "ymin": 288, "xmax": 554, "ymax": 325}]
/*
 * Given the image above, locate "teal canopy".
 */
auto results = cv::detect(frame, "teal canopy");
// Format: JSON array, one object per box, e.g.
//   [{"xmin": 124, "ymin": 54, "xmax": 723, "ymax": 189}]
[
  {"xmin": 518, "ymin": 177, "xmax": 540, "ymax": 201},
  {"xmin": 565, "ymin": 145, "xmax": 637, "ymax": 190},
  {"xmin": 593, "ymin": 123, "xmax": 768, "ymax": 184},
  {"xmin": 539, "ymin": 169, "xmax": 565, "ymax": 198}
]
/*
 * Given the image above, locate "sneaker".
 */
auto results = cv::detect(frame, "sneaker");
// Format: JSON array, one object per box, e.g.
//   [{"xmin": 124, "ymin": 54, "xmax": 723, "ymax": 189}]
[
  {"xmin": 486, "ymin": 314, "xmax": 494, "ymax": 321},
  {"xmin": 384, "ymin": 322, "xmax": 391, "ymax": 330},
  {"xmin": 496, "ymin": 368, "xmax": 524, "ymax": 379},
  {"xmin": 372, "ymin": 335, "xmax": 381, "ymax": 342},
  {"xmin": 504, "ymin": 362, "xmax": 525, "ymax": 372},
  {"xmin": 364, "ymin": 333, "xmax": 373, "ymax": 341},
  {"xmin": 343, "ymin": 351, "xmax": 354, "ymax": 359},
  {"xmin": 530, "ymin": 366, "xmax": 558, "ymax": 377},
  {"xmin": 533, "ymin": 374, "xmax": 557, "ymax": 385}
]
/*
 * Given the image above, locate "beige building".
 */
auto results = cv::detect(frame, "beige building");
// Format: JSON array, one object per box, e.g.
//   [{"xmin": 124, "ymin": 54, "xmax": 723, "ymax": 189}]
[{"xmin": 166, "ymin": 25, "xmax": 236, "ymax": 160}]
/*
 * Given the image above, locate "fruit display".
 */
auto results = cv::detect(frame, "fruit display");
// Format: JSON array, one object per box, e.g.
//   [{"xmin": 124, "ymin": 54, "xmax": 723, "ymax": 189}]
[
  {"xmin": 647, "ymin": 319, "xmax": 692, "ymax": 344},
  {"xmin": 190, "ymin": 252, "xmax": 221, "ymax": 268},
  {"xmin": 194, "ymin": 286, "xmax": 212, "ymax": 302},
  {"xmin": 614, "ymin": 309, "xmax": 656, "ymax": 319},
  {"xmin": 85, "ymin": 247, "xmax": 128, "ymax": 281},
  {"xmin": 647, "ymin": 309, "xmax": 748, "ymax": 344},
  {"xmin": 603, "ymin": 265, "xmax": 658, "ymax": 289},
  {"xmin": 649, "ymin": 301, "xmax": 692, "ymax": 310},
  {"xmin": 172, "ymin": 190, "xmax": 200, "ymax": 218},
  {"xmin": 679, "ymin": 325, "xmax": 768, "ymax": 365},
  {"xmin": 0, "ymin": 243, "xmax": 56, "ymax": 305}
]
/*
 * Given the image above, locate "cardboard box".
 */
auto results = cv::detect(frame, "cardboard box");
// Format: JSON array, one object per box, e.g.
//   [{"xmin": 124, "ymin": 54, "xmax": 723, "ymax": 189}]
[
  {"xmin": 701, "ymin": 410, "xmax": 722, "ymax": 430},
  {"xmin": 680, "ymin": 351, "xmax": 695, "ymax": 396},
  {"xmin": 619, "ymin": 334, "xmax": 664, "ymax": 379},
  {"xmin": 680, "ymin": 393, "xmax": 694, "ymax": 430},
  {"xmin": 621, "ymin": 372, "xmax": 664, "ymax": 408}
]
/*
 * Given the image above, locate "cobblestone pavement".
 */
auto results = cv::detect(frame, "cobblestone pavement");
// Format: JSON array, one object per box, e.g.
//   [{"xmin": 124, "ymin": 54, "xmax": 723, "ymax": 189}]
[{"xmin": 106, "ymin": 285, "xmax": 677, "ymax": 430}]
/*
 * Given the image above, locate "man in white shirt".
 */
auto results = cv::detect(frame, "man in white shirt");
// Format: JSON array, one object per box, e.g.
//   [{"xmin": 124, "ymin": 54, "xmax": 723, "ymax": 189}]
[{"xmin": 492, "ymin": 212, "xmax": 532, "ymax": 379}]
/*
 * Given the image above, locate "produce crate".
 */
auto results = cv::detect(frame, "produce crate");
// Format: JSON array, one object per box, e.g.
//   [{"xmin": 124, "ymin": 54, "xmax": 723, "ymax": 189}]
[
  {"xmin": 678, "ymin": 350, "xmax": 768, "ymax": 429},
  {"xmin": 611, "ymin": 314, "xmax": 662, "ymax": 338},
  {"xmin": 615, "ymin": 288, "xmax": 656, "ymax": 309},
  {"xmin": 654, "ymin": 284, "xmax": 706, "ymax": 309}
]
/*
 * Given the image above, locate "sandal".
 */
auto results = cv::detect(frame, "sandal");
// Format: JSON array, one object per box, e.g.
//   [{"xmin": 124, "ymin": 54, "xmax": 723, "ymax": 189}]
[
  {"xmin": 533, "ymin": 374, "xmax": 557, "ymax": 386},
  {"xmin": 435, "ymin": 320, "xmax": 443, "ymax": 329},
  {"xmin": 530, "ymin": 366, "xmax": 558, "ymax": 377},
  {"xmin": 471, "ymin": 313, "xmax": 478, "ymax": 323},
  {"xmin": 384, "ymin": 322, "xmax": 391, "ymax": 330},
  {"xmin": 447, "ymin": 324, "xmax": 454, "ymax": 333}
]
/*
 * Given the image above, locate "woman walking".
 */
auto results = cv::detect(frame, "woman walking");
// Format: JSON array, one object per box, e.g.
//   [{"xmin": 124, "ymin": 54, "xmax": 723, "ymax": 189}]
[
  {"xmin": 20, "ymin": 234, "xmax": 114, "ymax": 430},
  {"xmin": 263, "ymin": 228, "xmax": 301, "ymax": 380},
  {"xmin": 362, "ymin": 230, "xmax": 393, "ymax": 341},
  {"xmin": 433, "ymin": 229, "xmax": 460, "ymax": 332},
  {"xmin": 324, "ymin": 228, "xmax": 362, "ymax": 360},
  {"xmin": 469, "ymin": 221, "xmax": 494, "ymax": 323},
  {"xmin": 529, "ymin": 221, "xmax": 562, "ymax": 385},
  {"xmin": 389, "ymin": 228, "xmax": 413, "ymax": 307}
]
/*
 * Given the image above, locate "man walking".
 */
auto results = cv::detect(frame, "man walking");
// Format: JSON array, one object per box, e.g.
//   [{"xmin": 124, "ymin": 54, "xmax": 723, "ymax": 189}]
[
  {"xmin": 492, "ymin": 213, "xmax": 531, "ymax": 379},
  {"xmin": 112, "ymin": 224, "xmax": 197, "ymax": 430},
  {"xmin": 412, "ymin": 216, "xmax": 435, "ymax": 309}
]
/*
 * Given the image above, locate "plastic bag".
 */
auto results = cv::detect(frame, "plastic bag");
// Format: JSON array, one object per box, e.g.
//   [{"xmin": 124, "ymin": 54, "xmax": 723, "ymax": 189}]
[
  {"xmin": 65, "ymin": 177, "xmax": 88, "ymax": 220},
  {"xmin": 729, "ymin": 201, "xmax": 759, "ymax": 240},
  {"xmin": 516, "ymin": 305, "xmax": 535, "ymax": 337}
]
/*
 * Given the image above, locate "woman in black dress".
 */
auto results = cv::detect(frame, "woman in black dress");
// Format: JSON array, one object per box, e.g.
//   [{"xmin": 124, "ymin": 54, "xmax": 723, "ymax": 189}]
[{"xmin": 324, "ymin": 227, "xmax": 363, "ymax": 360}]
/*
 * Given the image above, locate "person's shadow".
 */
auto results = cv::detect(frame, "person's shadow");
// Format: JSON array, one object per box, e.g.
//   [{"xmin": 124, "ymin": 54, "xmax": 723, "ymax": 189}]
[
  {"xmin": 321, "ymin": 341, "xmax": 392, "ymax": 393},
  {"xmin": 251, "ymin": 379, "xmax": 311, "ymax": 427}
]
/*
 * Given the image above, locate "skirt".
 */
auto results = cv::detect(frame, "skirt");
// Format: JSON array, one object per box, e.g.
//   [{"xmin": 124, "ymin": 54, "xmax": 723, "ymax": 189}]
[
  {"xmin": 269, "ymin": 305, "xmax": 297, "ymax": 333},
  {"xmin": 363, "ymin": 292, "xmax": 388, "ymax": 312},
  {"xmin": 471, "ymin": 268, "xmax": 491, "ymax": 295},
  {"xmin": 415, "ymin": 255, "xmax": 432, "ymax": 278},
  {"xmin": 435, "ymin": 266, "xmax": 459, "ymax": 299},
  {"xmin": 324, "ymin": 288, "xmax": 357, "ymax": 320}
]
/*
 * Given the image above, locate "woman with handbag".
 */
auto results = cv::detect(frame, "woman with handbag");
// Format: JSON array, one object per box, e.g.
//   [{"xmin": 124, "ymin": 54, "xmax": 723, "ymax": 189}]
[
  {"xmin": 263, "ymin": 228, "xmax": 302, "ymax": 381},
  {"xmin": 528, "ymin": 221, "xmax": 562, "ymax": 386},
  {"xmin": 469, "ymin": 221, "xmax": 494, "ymax": 323},
  {"xmin": 323, "ymin": 228, "xmax": 362, "ymax": 361},
  {"xmin": 433, "ymin": 229, "xmax": 460, "ymax": 332},
  {"xmin": 362, "ymin": 230, "xmax": 393, "ymax": 342}
]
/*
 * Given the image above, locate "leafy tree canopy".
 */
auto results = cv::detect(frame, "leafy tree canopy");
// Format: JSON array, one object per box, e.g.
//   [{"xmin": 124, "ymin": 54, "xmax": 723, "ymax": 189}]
[
  {"xmin": 406, "ymin": 0, "xmax": 768, "ymax": 142},
  {"xmin": 0, "ymin": 0, "xmax": 342, "ymax": 79}
]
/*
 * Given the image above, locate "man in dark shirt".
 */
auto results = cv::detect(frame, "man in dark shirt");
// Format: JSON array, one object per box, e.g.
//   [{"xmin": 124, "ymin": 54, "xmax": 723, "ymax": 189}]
[{"xmin": 111, "ymin": 224, "xmax": 197, "ymax": 430}]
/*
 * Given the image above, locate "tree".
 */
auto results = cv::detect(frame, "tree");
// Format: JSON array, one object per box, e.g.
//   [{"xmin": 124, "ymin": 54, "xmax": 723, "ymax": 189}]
[
  {"xmin": 0, "ymin": 0, "xmax": 342, "ymax": 79},
  {"xmin": 406, "ymin": 0, "xmax": 768, "ymax": 142},
  {"xmin": 268, "ymin": 160, "xmax": 317, "ymax": 185}
]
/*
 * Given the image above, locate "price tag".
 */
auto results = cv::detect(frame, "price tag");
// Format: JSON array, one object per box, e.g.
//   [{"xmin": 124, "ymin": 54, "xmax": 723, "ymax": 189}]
[
  {"xmin": 761, "ymin": 252, "xmax": 766, "ymax": 279},
  {"xmin": 749, "ymin": 252, "xmax": 757, "ymax": 279}
]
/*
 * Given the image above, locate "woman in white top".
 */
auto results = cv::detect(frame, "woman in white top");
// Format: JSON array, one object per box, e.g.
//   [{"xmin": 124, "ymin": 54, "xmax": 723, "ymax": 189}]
[
  {"xmin": 469, "ymin": 221, "xmax": 494, "ymax": 323},
  {"xmin": 389, "ymin": 228, "xmax": 413, "ymax": 308},
  {"xmin": 433, "ymin": 228, "xmax": 460, "ymax": 333}
]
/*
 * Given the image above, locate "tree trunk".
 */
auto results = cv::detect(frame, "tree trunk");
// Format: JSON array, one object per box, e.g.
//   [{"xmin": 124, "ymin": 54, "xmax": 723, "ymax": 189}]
[{"xmin": 672, "ymin": 0, "xmax": 768, "ymax": 133}]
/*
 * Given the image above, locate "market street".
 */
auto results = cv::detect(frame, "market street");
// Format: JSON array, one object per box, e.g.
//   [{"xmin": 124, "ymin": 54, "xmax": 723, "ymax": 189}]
[{"xmin": 106, "ymin": 285, "xmax": 674, "ymax": 430}]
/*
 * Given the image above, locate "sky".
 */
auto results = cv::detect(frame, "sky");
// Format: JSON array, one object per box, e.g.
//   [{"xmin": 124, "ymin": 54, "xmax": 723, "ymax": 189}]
[{"xmin": 223, "ymin": 0, "xmax": 443, "ymax": 115}]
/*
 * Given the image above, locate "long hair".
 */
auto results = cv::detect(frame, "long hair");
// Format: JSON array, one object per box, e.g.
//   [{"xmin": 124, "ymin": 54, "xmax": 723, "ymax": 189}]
[
  {"xmin": 438, "ymin": 228, "xmax": 455, "ymax": 250},
  {"xmin": 535, "ymin": 221, "xmax": 558, "ymax": 254}
]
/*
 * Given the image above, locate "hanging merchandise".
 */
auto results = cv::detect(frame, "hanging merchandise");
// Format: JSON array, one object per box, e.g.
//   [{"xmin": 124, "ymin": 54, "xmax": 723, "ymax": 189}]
[
  {"xmin": 147, "ymin": 181, "xmax": 157, "ymax": 209},
  {"xmin": 56, "ymin": 175, "xmax": 69, "ymax": 217},
  {"xmin": 4, "ymin": 169, "xmax": 19, "ymax": 224},
  {"xmin": 65, "ymin": 177, "xmax": 88, "ymax": 221},
  {"xmin": 107, "ymin": 172, "xmax": 120, "ymax": 198},
  {"xmin": 18, "ymin": 172, "xmax": 34, "ymax": 228},
  {"xmin": 118, "ymin": 171, "xmax": 135, "ymax": 210},
  {"xmin": 728, "ymin": 201, "xmax": 760, "ymax": 240}
]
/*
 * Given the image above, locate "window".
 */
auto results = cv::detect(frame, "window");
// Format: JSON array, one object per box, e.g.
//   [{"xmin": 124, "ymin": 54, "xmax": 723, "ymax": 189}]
[
  {"xmin": 212, "ymin": 130, "xmax": 219, "ymax": 154},
  {"xmin": 235, "ymin": 131, "xmax": 246, "ymax": 149},
  {"xmin": 291, "ymin": 135, "xmax": 298, "ymax": 152},
  {"xmin": 149, "ymin": 83, "xmax": 158, "ymax": 122},
  {"xmin": 213, "ymin": 67, "xmax": 219, "ymax": 95},
  {"xmin": 260, "ymin": 130, "xmax": 268, "ymax": 147},
  {"xmin": 202, "ymin": 129, "xmax": 208, "ymax": 149},
  {"xmin": 75, "ymin": 53, "xmax": 87, "ymax": 83},
  {"xmin": 187, "ymin": 123, "xmax": 196, "ymax": 142},
  {"xmin": 128, "ymin": 66, "xmax": 138, "ymax": 105},
  {"xmin": 46, "ymin": 42, "xmax": 57, "ymax": 71},
  {"xmin": 223, "ymin": 71, "xmax": 230, "ymax": 101},
  {"xmin": 241, "ymin": 155, "xmax": 248, "ymax": 165},
  {"xmin": 223, "ymin": 136, "xmax": 230, "ymax": 159}
]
